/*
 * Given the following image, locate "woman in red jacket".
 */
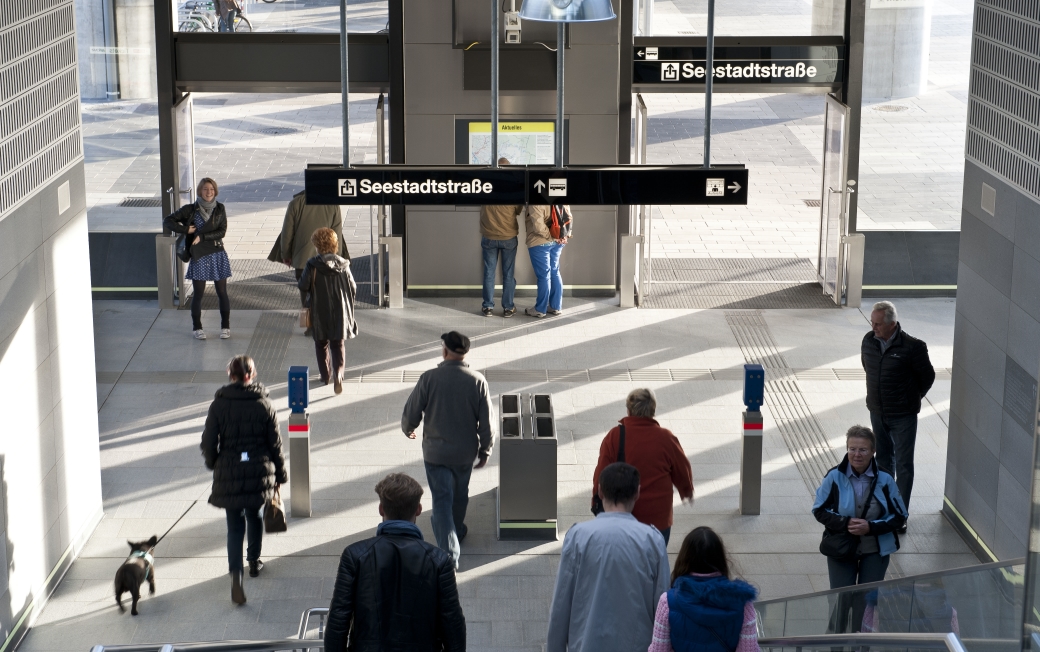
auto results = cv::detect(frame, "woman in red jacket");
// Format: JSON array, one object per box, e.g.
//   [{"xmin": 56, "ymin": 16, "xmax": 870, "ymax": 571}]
[{"xmin": 592, "ymin": 388, "xmax": 694, "ymax": 544}]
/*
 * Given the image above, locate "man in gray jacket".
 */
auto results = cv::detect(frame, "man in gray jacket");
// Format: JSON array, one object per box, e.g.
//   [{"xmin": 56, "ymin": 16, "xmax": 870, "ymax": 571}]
[
  {"xmin": 547, "ymin": 462, "xmax": 669, "ymax": 652},
  {"xmin": 402, "ymin": 331, "xmax": 493, "ymax": 567}
]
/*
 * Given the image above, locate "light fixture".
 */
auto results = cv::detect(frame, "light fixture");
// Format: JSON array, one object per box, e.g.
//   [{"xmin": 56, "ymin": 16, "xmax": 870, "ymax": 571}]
[{"xmin": 518, "ymin": 0, "xmax": 616, "ymax": 22}]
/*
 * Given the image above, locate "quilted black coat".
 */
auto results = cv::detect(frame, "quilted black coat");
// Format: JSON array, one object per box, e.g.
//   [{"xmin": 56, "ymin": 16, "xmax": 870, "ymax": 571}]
[
  {"xmin": 324, "ymin": 531, "xmax": 466, "ymax": 652},
  {"xmin": 298, "ymin": 253, "xmax": 358, "ymax": 342},
  {"xmin": 861, "ymin": 326, "xmax": 935, "ymax": 416},
  {"xmin": 201, "ymin": 382, "xmax": 287, "ymax": 511}
]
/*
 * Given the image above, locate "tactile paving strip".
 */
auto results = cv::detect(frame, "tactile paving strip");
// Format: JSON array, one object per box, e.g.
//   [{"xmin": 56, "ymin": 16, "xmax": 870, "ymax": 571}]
[
  {"xmin": 725, "ymin": 310, "xmax": 840, "ymax": 493},
  {"xmin": 245, "ymin": 312, "xmax": 297, "ymax": 375}
]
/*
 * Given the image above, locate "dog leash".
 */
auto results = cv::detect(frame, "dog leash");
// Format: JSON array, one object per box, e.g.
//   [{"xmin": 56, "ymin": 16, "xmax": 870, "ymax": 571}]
[{"xmin": 154, "ymin": 499, "xmax": 199, "ymax": 546}]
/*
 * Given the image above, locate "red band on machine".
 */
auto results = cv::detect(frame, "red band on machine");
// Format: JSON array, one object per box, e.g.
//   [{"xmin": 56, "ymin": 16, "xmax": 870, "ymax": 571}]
[
  {"xmin": 743, "ymin": 422, "xmax": 763, "ymax": 430},
  {"xmin": 288, "ymin": 424, "xmax": 309, "ymax": 432}
]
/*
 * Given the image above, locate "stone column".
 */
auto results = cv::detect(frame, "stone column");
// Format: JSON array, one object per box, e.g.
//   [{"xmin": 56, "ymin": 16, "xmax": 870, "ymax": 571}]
[
  {"xmin": 74, "ymin": 0, "xmax": 118, "ymax": 99},
  {"xmin": 812, "ymin": 0, "xmax": 931, "ymax": 100},
  {"xmin": 115, "ymin": 0, "xmax": 157, "ymax": 99}
]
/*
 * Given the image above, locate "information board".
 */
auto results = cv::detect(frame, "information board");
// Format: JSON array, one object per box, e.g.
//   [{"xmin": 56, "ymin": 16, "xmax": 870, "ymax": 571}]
[{"xmin": 468, "ymin": 122, "xmax": 555, "ymax": 165}]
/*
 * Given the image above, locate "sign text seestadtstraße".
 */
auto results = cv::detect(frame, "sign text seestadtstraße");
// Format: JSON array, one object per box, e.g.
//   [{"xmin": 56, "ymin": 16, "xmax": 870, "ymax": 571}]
[{"xmin": 633, "ymin": 43, "xmax": 843, "ymax": 88}]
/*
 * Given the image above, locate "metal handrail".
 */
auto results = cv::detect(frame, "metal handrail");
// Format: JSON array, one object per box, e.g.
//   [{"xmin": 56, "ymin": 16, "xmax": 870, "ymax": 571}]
[
  {"xmin": 297, "ymin": 607, "xmax": 328, "ymax": 639},
  {"xmin": 759, "ymin": 632, "xmax": 968, "ymax": 652},
  {"xmin": 91, "ymin": 642, "xmax": 320, "ymax": 652},
  {"xmin": 756, "ymin": 557, "xmax": 1025, "ymax": 606}
]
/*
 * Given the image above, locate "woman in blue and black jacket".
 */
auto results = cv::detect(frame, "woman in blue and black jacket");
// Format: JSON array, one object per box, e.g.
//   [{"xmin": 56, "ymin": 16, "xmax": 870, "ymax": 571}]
[{"xmin": 813, "ymin": 424, "xmax": 908, "ymax": 590}]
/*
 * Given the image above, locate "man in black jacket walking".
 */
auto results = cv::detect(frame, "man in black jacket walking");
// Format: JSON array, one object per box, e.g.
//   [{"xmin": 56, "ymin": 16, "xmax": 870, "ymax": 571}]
[
  {"xmin": 324, "ymin": 473, "xmax": 466, "ymax": 652},
  {"xmin": 861, "ymin": 301, "xmax": 935, "ymax": 523}
]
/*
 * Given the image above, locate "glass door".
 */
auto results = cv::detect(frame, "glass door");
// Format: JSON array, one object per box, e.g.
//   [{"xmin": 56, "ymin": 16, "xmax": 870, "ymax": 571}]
[{"xmin": 818, "ymin": 93, "xmax": 850, "ymax": 305}]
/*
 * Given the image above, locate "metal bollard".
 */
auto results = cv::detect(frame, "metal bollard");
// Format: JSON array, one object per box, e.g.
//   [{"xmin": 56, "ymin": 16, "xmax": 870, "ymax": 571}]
[
  {"xmin": 288, "ymin": 366, "xmax": 311, "ymax": 517},
  {"xmin": 740, "ymin": 364, "xmax": 764, "ymax": 515},
  {"xmin": 620, "ymin": 234, "xmax": 643, "ymax": 308},
  {"xmin": 379, "ymin": 235, "xmax": 403, "ymax": 308}
]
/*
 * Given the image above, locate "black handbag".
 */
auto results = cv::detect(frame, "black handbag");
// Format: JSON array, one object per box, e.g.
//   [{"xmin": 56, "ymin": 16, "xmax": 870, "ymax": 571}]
[
  {"xmin": 591, "ymin": 424, "xmax": 626, "ymax": 516},
  {"xmin": 819, "ymin": 475, "xmax": 877, "ymax": 561},
  {"xmin": 175, "ymin": 233, "xmax": 191, "ymax": 262}
]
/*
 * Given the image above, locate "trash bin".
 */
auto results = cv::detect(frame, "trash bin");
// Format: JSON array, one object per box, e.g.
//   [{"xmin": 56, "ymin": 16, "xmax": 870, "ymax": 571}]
[{"xmin": 497, "ymin": 392, "xmax": 558, "ymax": 540}]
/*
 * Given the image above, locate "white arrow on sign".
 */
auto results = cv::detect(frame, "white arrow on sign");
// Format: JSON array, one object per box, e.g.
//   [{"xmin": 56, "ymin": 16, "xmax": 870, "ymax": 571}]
[
  {"xmin": 534, "ymin": 180, "xmax": 546, "ymax": 192},
  {"xmin": 728, "ymin": 181, "xmax": 742, "ymax": 193},
  {"xmin": 637, "ymin": 50, "xmax": 645, "ymax": 58}
]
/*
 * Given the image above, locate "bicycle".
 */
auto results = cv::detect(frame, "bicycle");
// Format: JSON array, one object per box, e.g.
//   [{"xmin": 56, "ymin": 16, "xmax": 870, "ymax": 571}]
[{"xmin": 178, "ymin": 0, "xmax": 252, "ymax": 32}]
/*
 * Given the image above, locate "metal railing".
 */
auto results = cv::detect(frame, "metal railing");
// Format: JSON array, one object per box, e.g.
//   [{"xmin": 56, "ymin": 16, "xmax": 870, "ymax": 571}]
[{"xmin": 760, "ymin": 632, "xmax": 968, "ymax": 652}]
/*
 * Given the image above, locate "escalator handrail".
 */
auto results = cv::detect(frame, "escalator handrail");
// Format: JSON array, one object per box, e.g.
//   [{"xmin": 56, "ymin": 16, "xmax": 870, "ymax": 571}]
[
  {"xmin": 92, "ymin": 638, "xmax": 324, "ymax": 652},
  {"xmin": 758, "ymin": 632, "xmax": 968, "ymax": 652},
  {"xmin": 755, "ymin": 557, "xmax": 1025, "ymax": 606}
]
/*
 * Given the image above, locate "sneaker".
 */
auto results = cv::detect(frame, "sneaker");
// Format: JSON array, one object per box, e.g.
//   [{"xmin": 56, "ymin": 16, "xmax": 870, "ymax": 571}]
[
  {"xmin": 503, "ymin": 308, "xmax": 517, "ymax": 318},
  {"xmin": 248, "ymin": 559, "xmax": 264, "ymax": 578},
  {"xmin": 482, "ymin": 307, "xmax": 494, "ymax": 317},
  {"xmin": 220, "ymin": 328, "xmax": 231, "ymax": 339},
  {"xmin": 547, "ymin": 308, "xmax": 562, "ymax": 316},
  {"xmin": 231, "ymin": 570, "xmax": 246, "ymax": 604},
  {"xmin": 193, "ymin": 329, "xmax": 207, "ymax": 340},
  {"xmin": 525, "ymin": 308, "xmax": 546, "ymax": 319}
]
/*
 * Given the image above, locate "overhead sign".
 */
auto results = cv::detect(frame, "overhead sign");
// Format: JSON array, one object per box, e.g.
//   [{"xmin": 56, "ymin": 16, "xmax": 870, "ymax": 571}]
[
  {"xmin": 633, "ymin": 40, "xmax": 844, "ymax": 89},
  {"xmin": 306, "ymin": 165, "xmax": 749, "ymax": 206}
]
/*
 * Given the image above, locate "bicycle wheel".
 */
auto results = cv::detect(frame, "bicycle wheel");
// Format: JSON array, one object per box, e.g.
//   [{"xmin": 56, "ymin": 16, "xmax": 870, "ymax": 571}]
[
  {"xmin": 234, "ymin": 14, "xmax": 252, "ymax": 31},
  {"xmin": 260, "ymin": 0, "xmax": 276, "ymax": 4}
]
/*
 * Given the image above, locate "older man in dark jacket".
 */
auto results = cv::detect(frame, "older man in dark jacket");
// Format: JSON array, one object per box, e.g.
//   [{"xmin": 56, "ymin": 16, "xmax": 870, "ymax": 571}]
[
  {"xmin": 324, "ymin": 473, "xmax": 466, "ymax": 652},
  {"xmin": 861, "ymin": 301, "xmax": 935, "ymax": 523}
]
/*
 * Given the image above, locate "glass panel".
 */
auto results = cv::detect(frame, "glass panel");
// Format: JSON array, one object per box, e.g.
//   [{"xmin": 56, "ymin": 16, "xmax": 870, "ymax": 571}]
[
  {"xmin": 641, "ymin": 0, "xmax": 845, "ymax": 37},
  {"xmin": 819, "ymin": 94, "xmax": 847, "ymax": 302},
  {"xmin": 173, "ymin": 95, "xmax": 195, "ymax": 209},
  {"xmin": 174, "ymin": 0, "xmax": 389, "ymax": 33},
  {"xmin": 757, "ymin": 562, "xmax": 1024, "ymax": 652}
]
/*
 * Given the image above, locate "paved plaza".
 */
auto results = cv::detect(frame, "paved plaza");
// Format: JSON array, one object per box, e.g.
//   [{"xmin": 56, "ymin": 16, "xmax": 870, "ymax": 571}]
[{"xmin": 18, "ymin": 296, "xmax": 975, "ymax": 651}]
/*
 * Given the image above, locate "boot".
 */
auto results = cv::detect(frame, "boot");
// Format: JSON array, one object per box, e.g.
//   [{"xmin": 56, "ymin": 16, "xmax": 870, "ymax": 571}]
[
  {"xmin": 249, "ymin": 559, "xmax": 264, "ymax": 578},
  {"xmin": 231, "ymin": 570, "xmax": 246, "ymax": 605}
]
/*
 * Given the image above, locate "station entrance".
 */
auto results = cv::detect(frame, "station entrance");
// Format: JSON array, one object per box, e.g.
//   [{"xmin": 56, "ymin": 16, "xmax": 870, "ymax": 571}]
[{"xmin": 149, "ymin": 0, "xmax": 867, "ymax": 312}]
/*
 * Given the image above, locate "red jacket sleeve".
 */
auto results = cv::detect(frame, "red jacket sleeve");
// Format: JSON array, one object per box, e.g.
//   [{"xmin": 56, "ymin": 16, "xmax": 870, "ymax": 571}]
[
  {"xmin": 668, "ymin": 431, "xmax": 694, "ymax": 500},
  {"xmin": 591, "ymin": 427, "xmax": 619, "ymax": 498}
]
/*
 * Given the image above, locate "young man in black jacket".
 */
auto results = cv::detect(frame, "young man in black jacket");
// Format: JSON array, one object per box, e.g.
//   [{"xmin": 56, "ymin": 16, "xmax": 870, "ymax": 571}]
[
  {"xmin": 324, "ymin": 474, "xmax": 466, "ymax": 652},
  {"xmin": 861, "ymin": 301, "xmax": 935, "ymax": 525}
]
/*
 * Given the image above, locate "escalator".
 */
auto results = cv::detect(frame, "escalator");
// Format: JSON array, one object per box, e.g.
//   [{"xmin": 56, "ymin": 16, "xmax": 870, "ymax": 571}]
[{"xmin": 756, "ymin": 558, "xmax": 1024, "ymax": 652}]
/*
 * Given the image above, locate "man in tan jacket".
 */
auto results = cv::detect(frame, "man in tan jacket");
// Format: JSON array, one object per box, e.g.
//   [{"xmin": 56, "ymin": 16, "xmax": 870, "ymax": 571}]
[
  {"xmin": 479, "ymin": 158, "xmax": 522, "ymax": 317},
  {"xmin": 268, "ymin": 190, "xmax": 350, "ymax": 316}
]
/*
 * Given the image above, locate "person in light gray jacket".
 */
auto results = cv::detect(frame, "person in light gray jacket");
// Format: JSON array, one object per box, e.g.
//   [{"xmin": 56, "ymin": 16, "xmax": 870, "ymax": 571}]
[
  {"xmin": 401, "ymin": 331, "xmax": 493, "ymax": 567},
  {"xmin": 547, "ymin": 462, "xmax": 670, "ymax": 652}
]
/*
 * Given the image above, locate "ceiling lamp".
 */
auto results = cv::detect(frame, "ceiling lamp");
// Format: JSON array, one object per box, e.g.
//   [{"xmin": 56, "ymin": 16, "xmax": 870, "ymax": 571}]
[{"xmin": 518, "ymin": 0, "xmax": 617, "ymax": 22}]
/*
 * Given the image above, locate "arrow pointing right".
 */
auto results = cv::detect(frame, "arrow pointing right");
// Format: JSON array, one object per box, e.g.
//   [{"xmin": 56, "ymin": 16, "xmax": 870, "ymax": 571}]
[
  {"xmin": 728, "ymin": 181, "xmax": 742, "ymax": 193},
  {"xmin": 534, "ymin": 180, "xmax": 546, "ymax": 192}
]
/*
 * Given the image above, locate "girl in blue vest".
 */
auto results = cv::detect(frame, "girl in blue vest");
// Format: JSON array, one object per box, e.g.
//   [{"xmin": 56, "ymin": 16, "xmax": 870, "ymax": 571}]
[{"xmin": 648, "ymin": 527, "xmax": 760, "ymax": 652}]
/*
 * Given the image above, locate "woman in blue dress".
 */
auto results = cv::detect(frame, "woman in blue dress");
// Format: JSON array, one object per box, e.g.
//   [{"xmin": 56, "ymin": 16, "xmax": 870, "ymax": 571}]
[{"xmin": 164, "ymin": 177, "xmax": 233, "ymax": 340}]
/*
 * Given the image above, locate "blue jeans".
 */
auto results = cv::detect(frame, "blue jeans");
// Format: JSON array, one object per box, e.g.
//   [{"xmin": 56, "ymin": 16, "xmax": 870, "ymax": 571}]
[
  {"xmin": 481, "ymin": 237, "xmax": 518, "ymax": 310},
  {"xmin": 870, "ymin": 411, "xmax": 917, "ymax": 512},
  {"xmin": 226, "ymin": 507, "xmax": 263, "ymax": 573},
  {"xmin": 528, "ymin": 242, "xmax": 564, "ymax": 314},
  {"xmin": 424, "ymin": 462, "xmax": 474, "ymax": 567}
]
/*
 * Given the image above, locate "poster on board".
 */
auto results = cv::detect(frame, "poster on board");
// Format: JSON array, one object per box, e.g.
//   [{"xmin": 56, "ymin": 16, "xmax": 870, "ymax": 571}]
[{"xmin": 468, "ymin": 122, "xmax": 555, "ymax": 165}]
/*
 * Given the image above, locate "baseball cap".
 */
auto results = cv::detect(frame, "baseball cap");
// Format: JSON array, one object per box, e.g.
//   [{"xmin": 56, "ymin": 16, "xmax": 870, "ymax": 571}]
[{"xmin": 441, "ymin": 331, "xmax": 471, "ymax": 355}]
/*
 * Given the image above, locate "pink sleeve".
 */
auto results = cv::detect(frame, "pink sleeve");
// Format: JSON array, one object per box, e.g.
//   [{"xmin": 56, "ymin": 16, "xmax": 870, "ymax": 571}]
[
  {"xmin": 862, "ymin": 605, "xmax": 876, "ymax": 633},
  {"xmin": 951, "ymin": 608, "xmax": 959, "ymax": 635},
  {"xmin": 736, "ymin": 602, "xmax": 760, "ymax": 652},
  {"xmin": 648, "ymin": 592, "xmax": 674, "ymax": 652}
]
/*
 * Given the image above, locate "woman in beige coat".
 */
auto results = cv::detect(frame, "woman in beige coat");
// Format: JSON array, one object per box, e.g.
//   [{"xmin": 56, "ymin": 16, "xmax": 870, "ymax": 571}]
[{"xmin": 524, "ymin": 205, "xmax": 571, "ymax": 318}]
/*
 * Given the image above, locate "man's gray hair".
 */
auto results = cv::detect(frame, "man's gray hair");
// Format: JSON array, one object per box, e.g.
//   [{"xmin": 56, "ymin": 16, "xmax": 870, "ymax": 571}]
[
  {"xmin": 872, "ymin": 301, "xmax": 897, "ymax": 324},
  {"xmin": 626, "ymin": 388, "xmax": 657, "ymax": 418}
]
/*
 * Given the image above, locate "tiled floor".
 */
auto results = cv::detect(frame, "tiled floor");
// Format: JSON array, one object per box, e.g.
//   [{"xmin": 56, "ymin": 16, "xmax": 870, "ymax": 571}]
[{"xmin": 19, "ymin": 296, "xmax": 975, "ymax": 651}]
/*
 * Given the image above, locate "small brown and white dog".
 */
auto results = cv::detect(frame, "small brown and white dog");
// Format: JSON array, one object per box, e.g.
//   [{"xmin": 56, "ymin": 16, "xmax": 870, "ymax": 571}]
[{"xmin": 115, "ymin": 535, "xmax": 157, "ymax": 615}]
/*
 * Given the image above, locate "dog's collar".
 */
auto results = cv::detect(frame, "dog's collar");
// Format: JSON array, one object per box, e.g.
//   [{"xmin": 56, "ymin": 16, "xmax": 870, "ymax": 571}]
[{"xmin": 130, "ymin": 550, "xmax": 154, "ymax": 579}]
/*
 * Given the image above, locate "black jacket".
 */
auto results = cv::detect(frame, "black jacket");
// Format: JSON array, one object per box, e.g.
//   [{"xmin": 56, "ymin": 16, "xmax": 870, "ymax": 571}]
[
  {"xmin": 164, "ymin": 201, "xmax": 228, "ymax": 260},
  {"xmin": 861, "ymin": 325, "xmax": 935, "ymax": 416},
  {"xmin": 324, "ymin": 528, "xmax": 466, "ymax": 652},
  {"xmin": 298, "ymin": 253, "xmax": 358, "ymax": 342},
  {"xmin": 201, "ymin": 382, "xmax": 287, "ymax": 511}
]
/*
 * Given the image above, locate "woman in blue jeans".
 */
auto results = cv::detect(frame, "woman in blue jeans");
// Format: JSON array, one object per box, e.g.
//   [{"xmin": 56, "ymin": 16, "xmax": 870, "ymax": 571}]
[{"xmin": 524, "ymin": 204, "xmax": 572, "ymax": 318}]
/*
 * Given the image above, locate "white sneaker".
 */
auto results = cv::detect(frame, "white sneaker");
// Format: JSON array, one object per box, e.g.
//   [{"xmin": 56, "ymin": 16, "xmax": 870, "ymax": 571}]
[
  {"xmin": 220, "ymin": 329, "xmax": 231, "ymax": 339},
  {"xmin": 193, "ymin": 329, "xmax": 207, "ymax": 340},
  {"xmin": 525, "ymin": 308, "xmax": 546, "ymax": 319}
]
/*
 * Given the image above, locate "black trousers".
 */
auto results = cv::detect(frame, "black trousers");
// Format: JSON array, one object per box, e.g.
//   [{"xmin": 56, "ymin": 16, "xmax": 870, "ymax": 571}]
[
  {"xmin": 225, "ymin": 507, "xmax": 262, "ymax": 573},
  {"xmin": 315, "ymin": 339, "xmax": 345, "ymax": 384},
  {"xmin": 294, "ymin": 267, "xmax": 309, "ymax": 308},
  {"xmin": 870, "ymin": 411, "xmax": 918, "ymax": 511}
]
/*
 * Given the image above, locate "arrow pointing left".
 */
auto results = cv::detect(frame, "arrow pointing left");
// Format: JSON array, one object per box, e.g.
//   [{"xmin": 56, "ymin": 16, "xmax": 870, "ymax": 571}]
[{"xmin": 637, "ymin": 50, "xmax": 645, "ymax": 58}]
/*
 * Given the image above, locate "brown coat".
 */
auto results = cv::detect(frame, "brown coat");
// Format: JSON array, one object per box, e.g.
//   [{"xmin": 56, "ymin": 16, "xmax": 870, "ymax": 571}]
[
  {"xmin": 268, "ymin": 191, "xmax": 348, "ymax": 269},
  {"xmin": 479, "ymin": 205, "xmax": 522, "ymax": 240},
  {"xmin": 524, "ymin": 205, "xmax": 554, "ymax": 247}
]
